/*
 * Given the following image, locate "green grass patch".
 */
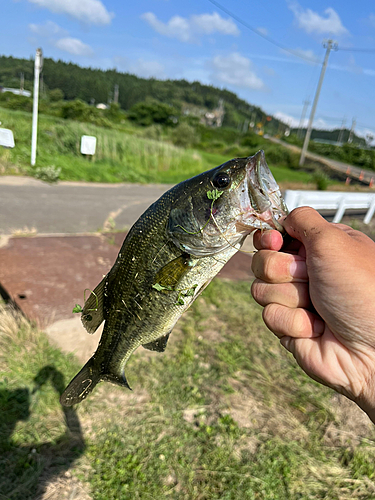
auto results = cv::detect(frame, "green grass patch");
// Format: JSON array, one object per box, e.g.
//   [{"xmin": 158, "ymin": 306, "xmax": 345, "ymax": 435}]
[
  {"xmin": 2, "ymin": 280, "xmax": 375, "ymax": 499},
  {"xmin": 0, "ymin": 107, "xmax": 314, "ymax": 186}
]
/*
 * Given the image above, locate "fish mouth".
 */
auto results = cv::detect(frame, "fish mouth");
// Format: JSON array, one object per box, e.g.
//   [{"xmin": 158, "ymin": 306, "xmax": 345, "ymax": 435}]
[{"xmin": 238, "ymin": 150, "xmax": 289, "ymax": 232}]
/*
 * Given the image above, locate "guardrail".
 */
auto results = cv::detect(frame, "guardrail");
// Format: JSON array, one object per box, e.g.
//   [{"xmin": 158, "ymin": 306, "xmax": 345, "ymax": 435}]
[{"xmin": 284, "ymin": 190, "xmax": 375, "ymax": 224}]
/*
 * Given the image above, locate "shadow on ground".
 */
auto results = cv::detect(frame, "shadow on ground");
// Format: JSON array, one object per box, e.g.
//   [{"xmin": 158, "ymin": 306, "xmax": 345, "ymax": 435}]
[{"xmin": 0, "ymin": 365, "xmax": 85, "ymax": 500}]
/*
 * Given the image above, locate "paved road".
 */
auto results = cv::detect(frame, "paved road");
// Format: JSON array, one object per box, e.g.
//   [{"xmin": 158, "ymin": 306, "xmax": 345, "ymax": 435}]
[{"xmin": 0, "ymin": 176, "xmax": 173, "ymax": 235}]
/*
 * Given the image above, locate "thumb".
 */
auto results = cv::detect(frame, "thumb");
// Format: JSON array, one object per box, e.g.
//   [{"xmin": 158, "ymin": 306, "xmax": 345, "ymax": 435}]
[{"xmin": 283, "ymin": 207, "xmax": 331, "ymax": 248}]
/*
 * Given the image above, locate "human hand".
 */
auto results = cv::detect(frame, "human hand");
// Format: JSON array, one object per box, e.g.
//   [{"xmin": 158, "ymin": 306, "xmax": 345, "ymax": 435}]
[{"xmin": 251, "ymin": 207, "xmax": 375, "ymax": 423}]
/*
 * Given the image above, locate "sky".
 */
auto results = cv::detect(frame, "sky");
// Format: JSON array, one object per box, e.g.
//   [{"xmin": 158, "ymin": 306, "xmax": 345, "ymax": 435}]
[{"xmin": 2, "ymin": 0, "xmax": 375, "ymax": 141}]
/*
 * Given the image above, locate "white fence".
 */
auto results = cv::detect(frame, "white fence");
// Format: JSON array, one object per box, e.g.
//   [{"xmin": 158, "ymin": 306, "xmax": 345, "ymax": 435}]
[{"xmin": 284, "ymin": 190, "xmax": 375, "ymax": 224}]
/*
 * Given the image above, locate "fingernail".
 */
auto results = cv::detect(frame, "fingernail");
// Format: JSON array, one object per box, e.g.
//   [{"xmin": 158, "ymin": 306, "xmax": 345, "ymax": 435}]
[{"xmin": 289, "ymin": 259, "xmax": 307, "ymax": 279}]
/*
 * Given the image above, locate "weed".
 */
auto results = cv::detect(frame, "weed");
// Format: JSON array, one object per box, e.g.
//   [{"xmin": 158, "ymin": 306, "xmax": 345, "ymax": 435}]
[
  {"xmin": 34, "ymin": 165, "xmax": 61, "ymax": 183},
  {"xmin": 2, "ymin": 281, "xmax": 375, "ymax": 498}
]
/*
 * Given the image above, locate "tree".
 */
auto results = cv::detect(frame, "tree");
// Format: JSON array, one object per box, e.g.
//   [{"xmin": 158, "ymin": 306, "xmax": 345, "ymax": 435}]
[
  {"xmin": 127, "ymin": 100, "xmax": 178, "ymax": 127},
  {"xmin": 49, "ymin": 88, "xmax": 64, "ymax": 102}
]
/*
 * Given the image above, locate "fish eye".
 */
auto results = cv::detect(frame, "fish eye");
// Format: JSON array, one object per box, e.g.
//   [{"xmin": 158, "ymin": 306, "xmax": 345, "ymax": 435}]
[{"xmin": 212, "ymin": 172, "xmax": 231, "ymax": 189}]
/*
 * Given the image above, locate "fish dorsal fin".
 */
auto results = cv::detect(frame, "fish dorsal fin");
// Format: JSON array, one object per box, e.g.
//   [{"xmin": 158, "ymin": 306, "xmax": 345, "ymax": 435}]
[
  {"xmin": 153, "ymin": 254, "xmax": 194, "ymax": 290},
  {"xmin": 143, "ymin": 332, "xmax": 171, "ymax": 352},
  {"xmin": 81, "ymin": 276, "xmax": 107, "ymax": 333}
]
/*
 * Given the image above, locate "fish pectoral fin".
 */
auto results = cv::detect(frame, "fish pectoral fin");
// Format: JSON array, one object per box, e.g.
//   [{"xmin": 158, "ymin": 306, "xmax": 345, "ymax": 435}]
[
  {"xmin": 142, "ymin": 332, "xmax": 171, "ymax": 352},
  {"xmin": 81, "ymin": 276, "xmax": 107, "ymax": 333},
  {"xmin": 102, "ymin": 372, "xmax": 132, "ymax": 390},
  {"xmin": 153, "ymin": 254, "xmax": 194, "ymax": 290}
]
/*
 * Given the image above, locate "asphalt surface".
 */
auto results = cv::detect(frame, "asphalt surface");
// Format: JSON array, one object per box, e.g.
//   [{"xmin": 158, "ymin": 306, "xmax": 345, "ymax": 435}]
[
  {"xmin": 0, "ymin": 176, "xmax": 173, "ymax": 235},
  {"xmin": 0, "ymin": 175, "xmax": 254, "ymax": 361}
]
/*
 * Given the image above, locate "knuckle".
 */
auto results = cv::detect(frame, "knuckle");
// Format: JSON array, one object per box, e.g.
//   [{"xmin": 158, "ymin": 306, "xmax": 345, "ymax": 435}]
[
  {"xmin": 263, "ymin": 303, "xmax": 282, "ymax": 331},
  {"xmin": 289, "ymin": 309, "xmax": 309, "ymax": 336},
  {"xmin": 288, "ymin": 206, "xmax": 315, "ymax": 225},
  {"xmin": 251, "ymin": 280, "xmax": 268, "ymax": 305}
]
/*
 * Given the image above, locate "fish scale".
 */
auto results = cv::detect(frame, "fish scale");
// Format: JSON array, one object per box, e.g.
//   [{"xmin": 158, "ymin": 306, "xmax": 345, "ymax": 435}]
[{"xmin": 60, "ymin": 151, "xmax": 288, "ymax": 406}]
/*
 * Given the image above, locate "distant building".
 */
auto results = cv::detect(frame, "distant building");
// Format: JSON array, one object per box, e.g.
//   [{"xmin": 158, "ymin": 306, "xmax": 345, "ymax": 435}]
[
  {"xmin": 0, "ymin": 87, "xmax": 31, "ymax": 97},
  {"xmin": 204, "ymin": 99, "xmax": 225, "ymax": 127}
]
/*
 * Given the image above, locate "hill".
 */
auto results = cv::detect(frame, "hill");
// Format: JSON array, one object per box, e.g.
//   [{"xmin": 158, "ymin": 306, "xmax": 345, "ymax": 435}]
[{"xmin": 0, "ymin": 54, "xmax": 280, "ymax": 132}]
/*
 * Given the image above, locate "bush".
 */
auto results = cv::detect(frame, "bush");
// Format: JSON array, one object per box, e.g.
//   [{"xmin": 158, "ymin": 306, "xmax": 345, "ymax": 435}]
[
  {"xmin": 171, "ymin": 122, "xmax": 200, "ymax": 148},
  {"xmin": 128, "ymin": 100, "xmax": 178, "ymax": 127},
  {"xmin": 240, "ymin": 132, "xmax": 263, "ymax": 149},
  {"xmin": 49, "ymin": 88, "xmax": 64, "ymax": 102},
  {"xmin": 34, "ymin": 165, "xmax": 61, "ymax": 183},
  {"xmin": 0, "ymin": 93, "xmax": 32, "ymax": 112},
  {"xmin": 312, "ymin": 170, "xmax": 329, "ymax": 190}
]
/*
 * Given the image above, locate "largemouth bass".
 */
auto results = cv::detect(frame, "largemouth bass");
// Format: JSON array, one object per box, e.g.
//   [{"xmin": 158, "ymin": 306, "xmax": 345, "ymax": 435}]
[{"xmin": 61, "ymin": 150, "xmax": 288, "ymax": 406}]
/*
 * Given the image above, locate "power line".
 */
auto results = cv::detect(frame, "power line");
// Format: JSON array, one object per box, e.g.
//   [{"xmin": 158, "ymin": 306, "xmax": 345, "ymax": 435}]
[
  {"xmin": 206, "ymin": 0, "xmax": 320, "ymax": 65},
  {"xmin": 339, "ymin": 47, "xmax": 375, "ymax": 53}
]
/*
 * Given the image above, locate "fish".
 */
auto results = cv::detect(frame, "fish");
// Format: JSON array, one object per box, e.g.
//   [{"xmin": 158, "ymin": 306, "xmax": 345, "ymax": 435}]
[{"xmin": 60, "ymin": 150, "xmax": 288, "ymax": 406}]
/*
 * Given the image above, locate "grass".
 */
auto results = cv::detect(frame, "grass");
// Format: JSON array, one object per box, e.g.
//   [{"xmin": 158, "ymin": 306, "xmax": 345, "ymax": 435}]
[
  {"xmin": 0, "ymin": 107, "xmax": 314, "ymax": 186},
  {"xmin": 0, "ymin": 108, "xmax": 204, "ymax": 184},
  {"xmin": 1, "ymin": 280, "xmax": 375, "ymax": 499}
]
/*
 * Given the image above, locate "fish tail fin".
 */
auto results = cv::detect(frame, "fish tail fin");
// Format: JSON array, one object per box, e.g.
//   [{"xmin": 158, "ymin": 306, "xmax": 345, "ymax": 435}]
[
  {"xmin": 60, "ymin": 357, "xmax": 101, "ymax": 407},
  {"xmin": 60, "ymin": 359, "xmax": 132, "ymax": 406}
]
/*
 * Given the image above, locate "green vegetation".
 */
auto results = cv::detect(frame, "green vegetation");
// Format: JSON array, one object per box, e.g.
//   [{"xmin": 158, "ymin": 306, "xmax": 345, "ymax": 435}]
[
  {"xmin": 1, "ymin": 54, "xmax": 373, "ymax": 183},
  {"xmin": 0, "ymin": 55, "xmax": 278, "ymax": 132},
  {"xmin": 0, "ymin": 108, "xmax": 204, "ymax": 184},
  {"xmin": 285, "ymin": 132, "xmax": 375, "ymax": 172},
  {"xmin": 0, "ymin": 107, "xmax": 313, "ymax": 185},
  {"xmin": 2, "ymin": 280, "xmax": 375, "ymax": 499}
]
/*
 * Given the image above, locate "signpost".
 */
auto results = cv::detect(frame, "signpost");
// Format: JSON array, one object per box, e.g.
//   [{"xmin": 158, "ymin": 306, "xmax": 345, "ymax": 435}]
[
  {"xmin": 0, "ymin": 128, "xmax": 15, "ymax": 149},
  {"xmin": 31, "ymin": 48, "xmax": 43, "ymax": 166},
  {"xmin": 80, "ymin": 135, "xmax": 97, "ymax": 156}
]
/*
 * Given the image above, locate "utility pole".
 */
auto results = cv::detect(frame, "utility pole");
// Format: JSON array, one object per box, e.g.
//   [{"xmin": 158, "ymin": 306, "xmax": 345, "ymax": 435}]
[
  {"xmin": 31, "ymin": 48, "xmax": 43, "ymax": 166},
  {"xmin": 114, "ymin": 84, "xmax": 119, "ymax": 105},
  {"xmin": 348, "ymin": 118, "xmax": 356, "ymax": 144},
  {"xmin": 297, "ymin": 99, "xmax": 310, "ymax": 139},
  {"xmin": 20, "ymin": 72, "xmax": 24, "ymax": 95},
  {"xmin": 299, "ymin": 40, "xmax": 337, "ymax": 166},
  {"xmin": 337, "ymin": 117, "xmax": 346, "ymax": 145}
]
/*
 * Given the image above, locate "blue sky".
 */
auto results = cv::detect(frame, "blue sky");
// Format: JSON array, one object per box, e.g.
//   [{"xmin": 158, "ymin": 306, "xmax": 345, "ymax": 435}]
[{"xmin": 2, "ymin": 0, "xmax": 375, "ymax": 141}]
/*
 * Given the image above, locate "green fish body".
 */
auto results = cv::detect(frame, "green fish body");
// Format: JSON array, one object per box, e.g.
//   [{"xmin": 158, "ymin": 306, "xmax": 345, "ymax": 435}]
[{"xmin": 61, "ymin": 151, "xmax": 288, "ymax": 406}]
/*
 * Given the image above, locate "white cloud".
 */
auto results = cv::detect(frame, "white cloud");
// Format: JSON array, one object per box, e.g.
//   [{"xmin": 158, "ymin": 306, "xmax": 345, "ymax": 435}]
[
  {"xmin": 274, "ymin": 111, "xmax": 300, "ymax": 128},
  {"xmin": 27, "ymin": 0, "xmax": 114, "ymax": 25},
  {"xmin": 357, "ymin": 127, "xmax": 375, "ymax": 145},
  {"xmin": 314, "ymin": 118, "xmax": 332, "ymax": 129},
  {"xmin": 29, "ymin": 20, "xmax": 68, "ymax": 37},
  {"xmin": 55, "ymin": 37, "xmax": 94, "ymax": 56},
  {"xmin": 287, "ymin": 2, "xmax": 349, "ymax": 36},
  {"xmin": 209, "ymin": 53, "xmax": 264, "ymax": 90},
  {"xmin": 190, "ymin": 12, "xmax": 239, "ymax": 36},
  {"xmin": 130, "ymin": 60, "xmax": 165, "ymax": 79},
  {"xmin": 274, "ymin": 111, "xmax": 334, "ymax": 130},
  {"xmin": 114, "ymin": 56, "xmax": 166, "ymax": 79},
  {"xmin": 141, "ymin": 11, "xmax": 239, "ymax": 43}
]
